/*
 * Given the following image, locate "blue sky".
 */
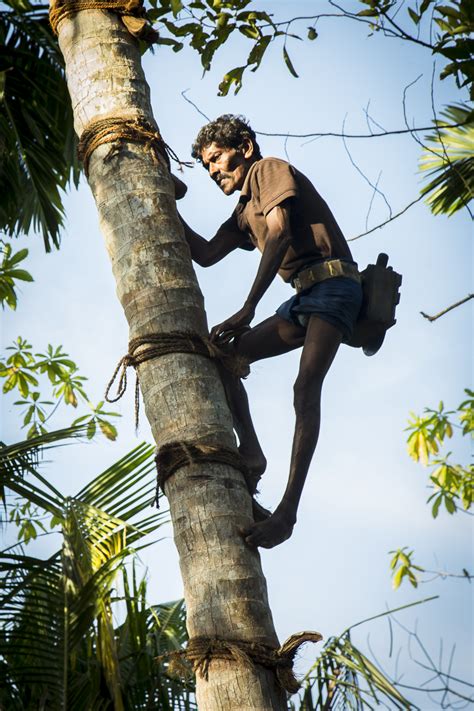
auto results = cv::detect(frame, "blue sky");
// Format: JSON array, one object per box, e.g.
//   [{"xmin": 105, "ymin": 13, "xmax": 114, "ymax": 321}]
[{"xmin": 2, "ymin": 1, "xmax": 472, "ymax": 704}]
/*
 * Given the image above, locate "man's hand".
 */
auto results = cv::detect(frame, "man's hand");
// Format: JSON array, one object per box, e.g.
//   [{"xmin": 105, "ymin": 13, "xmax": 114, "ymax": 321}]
[
  {"xmin": 210, "ymin": 302, "xmax": 255, "ymax": 343},
  {"xmin": 171, "ymin": 173, "xmax": 187, "ymax": 200}
]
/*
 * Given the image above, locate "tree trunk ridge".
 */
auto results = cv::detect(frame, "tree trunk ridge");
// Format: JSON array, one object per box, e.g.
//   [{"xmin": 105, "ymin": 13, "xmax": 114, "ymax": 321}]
[{"xmin": 56, "ymin": 9, "xmax": 289, "ymax": 709}]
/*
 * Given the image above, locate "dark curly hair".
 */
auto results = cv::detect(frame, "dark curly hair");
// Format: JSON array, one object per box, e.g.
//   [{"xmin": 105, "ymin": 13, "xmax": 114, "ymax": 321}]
[{"xmin": 191, "ymin": 114, "xmax": 262, "ymax": 162}]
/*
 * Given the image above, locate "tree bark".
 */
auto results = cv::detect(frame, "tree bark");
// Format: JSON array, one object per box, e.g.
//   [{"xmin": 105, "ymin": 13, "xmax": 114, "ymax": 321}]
[{"xmin": 56, "ymin": 9, "xmax": 288, "ymax": 710}]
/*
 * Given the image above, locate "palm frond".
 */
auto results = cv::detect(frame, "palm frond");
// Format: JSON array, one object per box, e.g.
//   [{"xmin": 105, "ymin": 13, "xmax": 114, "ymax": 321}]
[
  {"xmin": 75, "ymin": 442, "xmax": 163, "ymax": 540},
  {"xmin": 295, "ymin": 631, "xmax": 413, "ymax": 710},
  {"xmin": 0, "ymin": 425, "xmax": 88, "ymax": 509},
  {"xmin": 115, "ymin": 567, "xmax": 196, "ymax": 710},
  {"xmin": 0, "ymin": 439, "xmax": 182, "ymax": 709},
  {"xmin": 419, "ymin": 104, "xmax": 474, "ymax": 216},
  {"xmin": 0, "ymin": 0, "xmax": 79, "ymax": 249}
]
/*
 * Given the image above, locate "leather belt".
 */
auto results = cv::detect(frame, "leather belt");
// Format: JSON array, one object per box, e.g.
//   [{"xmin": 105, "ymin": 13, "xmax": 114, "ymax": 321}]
[{"xmin": 292, "ymin": 259, "xmax": 360, "ymax": 293}]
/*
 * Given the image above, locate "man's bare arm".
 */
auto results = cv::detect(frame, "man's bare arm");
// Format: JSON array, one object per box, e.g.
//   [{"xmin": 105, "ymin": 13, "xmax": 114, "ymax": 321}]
[
  {"xmin": 210, "ymin": 202, "xmax": 292, "ymax": 341},
  {"xmin": 179, "ymin": 213, "xmax": 247, "ymax": 267}
]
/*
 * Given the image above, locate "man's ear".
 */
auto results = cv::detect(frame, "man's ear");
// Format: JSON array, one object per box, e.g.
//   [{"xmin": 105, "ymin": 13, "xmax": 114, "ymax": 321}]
[{"xmin": 242, "ymin": 137, "xmax": 255, "ymax": 160}]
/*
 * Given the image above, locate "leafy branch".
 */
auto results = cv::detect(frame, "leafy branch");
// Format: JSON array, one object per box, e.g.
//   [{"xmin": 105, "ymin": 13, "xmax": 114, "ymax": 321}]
[
  {"xmin": 0, "ymin": 242, "xmax": 33, "ymax": 310},
  {"xmin": 405, "ymin": 391, "xmax": 473, "ymax": 517},
  {"xmin": 1, "ymin": 336, "xmax": 120, "ymax": 440},
  {"xmin": 389, "ymin": 546, "xmax": 473, "ymax": 590}
]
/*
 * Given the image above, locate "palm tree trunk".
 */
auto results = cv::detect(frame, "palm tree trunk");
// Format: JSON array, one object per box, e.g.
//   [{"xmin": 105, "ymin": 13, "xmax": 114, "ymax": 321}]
[{"xmin": 55, "ymin": 9, "xmax": 288, "ymax": 709}]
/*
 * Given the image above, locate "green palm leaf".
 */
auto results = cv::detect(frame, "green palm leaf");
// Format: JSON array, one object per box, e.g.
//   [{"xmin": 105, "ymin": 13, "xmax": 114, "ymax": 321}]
[
  {"xmin": 0, "ymin": 424, "xmax": 88, "ymax": 508},
  {"xmin": 0, "ymin": 438, "xmax": 182, "ymax": 709},
  {"xmin": 0, "ymin": 0, "xmax": 79, "ymax": 250},
  {"xmin": 419, "ymin": 103, "xmax": 474, "ymax": 216}
]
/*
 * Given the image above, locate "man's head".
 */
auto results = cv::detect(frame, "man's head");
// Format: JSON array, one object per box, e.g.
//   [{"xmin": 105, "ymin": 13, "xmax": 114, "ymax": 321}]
[{"xmin": 191, "ymin": 114, "xmax": 262, "ymax": 195}]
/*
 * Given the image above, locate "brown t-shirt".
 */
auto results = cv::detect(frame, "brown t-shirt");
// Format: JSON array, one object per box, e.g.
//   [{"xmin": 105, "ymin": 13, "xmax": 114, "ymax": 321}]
[{"xmin": 224, "ymin": 157, "xmax": 353, "ymax": 283}]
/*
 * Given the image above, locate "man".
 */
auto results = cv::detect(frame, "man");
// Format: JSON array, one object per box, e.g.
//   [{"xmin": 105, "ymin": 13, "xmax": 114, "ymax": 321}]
[{"xmin": 180, "ymin": 114, "xmax": 362, "ymax": 549}]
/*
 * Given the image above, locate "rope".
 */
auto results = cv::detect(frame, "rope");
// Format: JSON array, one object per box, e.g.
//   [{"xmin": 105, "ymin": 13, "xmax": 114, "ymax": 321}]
[
  {"xmin": 154, "ymin": 441, "xmax": 250, "ymax": 505},
  {"xmin": 105, "ymin": 333, "xmax": 250, "ymax": 429},
  {"xmin": 160, "ymin": 632, "xmax": 323, "ymax": 694},
  {"xmin": 49, "ymin": 0, "xmax": 150, "ymax": 37},
  {"xmin": 77, "ymin": 117, "xmax": 192, "ymax": 177}
]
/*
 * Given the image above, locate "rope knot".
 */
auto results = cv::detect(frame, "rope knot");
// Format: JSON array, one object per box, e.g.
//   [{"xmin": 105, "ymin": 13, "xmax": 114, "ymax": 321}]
[
  {"xmin": 154, "ymin": 441, "xmax": 250, "ymax": 507},
  {"xmin": 105, "ymin": 332, "xmax": 251, "ymax": 430},
  {"xmin": 159, "ymin": 632, "xmax": 323, "ymax": 695}
]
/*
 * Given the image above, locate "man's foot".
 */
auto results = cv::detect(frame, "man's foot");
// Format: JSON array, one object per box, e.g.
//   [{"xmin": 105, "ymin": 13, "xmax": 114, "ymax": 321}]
[
  {"xmin": 252, "ymin": 498, "xmax": 272, "ymax": 523},
  {"xmin": 240, "ymin": 507, "xmax": 296, "ymax": 549}
]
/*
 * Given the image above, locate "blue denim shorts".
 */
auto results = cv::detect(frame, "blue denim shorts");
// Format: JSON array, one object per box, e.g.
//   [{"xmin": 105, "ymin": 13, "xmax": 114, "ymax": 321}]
[{"xmin": 276, "ymin": 276, "xmax": 363, "ymax": 342}]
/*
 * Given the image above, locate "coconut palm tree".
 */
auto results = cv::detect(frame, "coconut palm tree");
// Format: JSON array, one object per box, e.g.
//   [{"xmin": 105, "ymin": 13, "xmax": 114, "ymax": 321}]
[{"xmin": 52, "ymin": 5, "xmax": 292, "ymax": 708}]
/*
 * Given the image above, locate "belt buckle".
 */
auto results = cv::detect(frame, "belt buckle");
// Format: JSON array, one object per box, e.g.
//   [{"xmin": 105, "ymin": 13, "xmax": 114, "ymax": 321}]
[{"xmin": 327, "ymin": 260, "xmax": 338, "ymax": 277}]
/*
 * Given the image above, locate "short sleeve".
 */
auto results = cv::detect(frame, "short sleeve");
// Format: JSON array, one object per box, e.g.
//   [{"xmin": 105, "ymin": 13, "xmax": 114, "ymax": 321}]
[{"xmin": 252, "ymin": 159, "xmax": 299, "ymax": 216}]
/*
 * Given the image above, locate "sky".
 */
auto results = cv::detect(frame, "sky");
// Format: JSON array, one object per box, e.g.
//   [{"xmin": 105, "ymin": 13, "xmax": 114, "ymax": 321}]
[{"xmin": 1, "ymin": 1, "xmax": 473, "ymax": 706}]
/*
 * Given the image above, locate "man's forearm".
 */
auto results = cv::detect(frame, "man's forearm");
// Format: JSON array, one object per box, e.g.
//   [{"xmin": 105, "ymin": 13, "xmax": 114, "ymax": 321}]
[
  {"xmin": 179, "ymin": 214, "xmax": 211, "ymax": 266},
  {"xmin": 178, "ymin": 212, "xmax": 245, "ymax": 267},
  {"xmin": 245, "ymin": 233, "xmax": 291, "ymax": 308}
]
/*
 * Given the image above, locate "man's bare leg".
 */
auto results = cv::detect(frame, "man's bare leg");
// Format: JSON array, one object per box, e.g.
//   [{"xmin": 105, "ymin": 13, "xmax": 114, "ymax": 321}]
[
  {"xmin": 218, "ymin": 315, "xmax": 306, "ymax": 494},
  {"xmin": 240, "ymin": 316, "xmax": 343, "ymax": 549},
  {"xmin": 218, "ymin": 366, "xmax": 267, "ymax": 493}
]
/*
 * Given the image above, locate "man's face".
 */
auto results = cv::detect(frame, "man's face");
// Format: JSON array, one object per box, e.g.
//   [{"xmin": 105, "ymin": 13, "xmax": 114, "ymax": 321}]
[{"xmin": 200, "ymin": 140, "xmax": 255, "ymax": 195}]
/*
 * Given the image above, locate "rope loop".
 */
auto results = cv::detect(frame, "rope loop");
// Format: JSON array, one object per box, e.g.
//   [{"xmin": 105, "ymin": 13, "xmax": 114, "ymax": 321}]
[
  {"xmin": 105, "ymin": 332, "xmax": 250, "ymax": 430},
  {"xmin": 50, "ymin": 0, "xmax": 142, "ymax": 35},
  {"xmin": 154, "ymin": 440, "xmax": 250, "ymax": 505},
  {"xmin": 77, "ymin": 117, "xmax": 192, "ymax": 177},
  {"xmin": 159, "ymin": 632, "xmax": 323, "ymax": 695}
]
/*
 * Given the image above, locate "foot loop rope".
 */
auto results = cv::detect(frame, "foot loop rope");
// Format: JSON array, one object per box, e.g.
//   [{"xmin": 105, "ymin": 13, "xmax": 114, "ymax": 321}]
[
  {"xmin": 77, "ymin": 116, "xmax": 192, "ymax": 177},
  {"xmin": 160, "ymin": 632, "xmax": 323, "ymax": 695},
  {"xmin": 105, "ymin": 332, "xmax": 250, "ymax": 429},
  {"xmin": 154, "ymin": 440, "xmax": 250, "ymax": 506},
  {"xmin": 49, "ymin": 0, "xmax": 158, "ymax": 41}
]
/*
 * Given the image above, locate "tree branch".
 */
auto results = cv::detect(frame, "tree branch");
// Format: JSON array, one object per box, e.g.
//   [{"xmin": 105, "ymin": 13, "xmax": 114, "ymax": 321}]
[
  {"xmin": 348, "ymin": 194, "xmax": 424, "ymax": 241},
  {"xmin": 420, "ymin": 294, "xmax": 474, "ymax": 322},
  {"xmin": 254, "ymin": 121, "xmax": 468, "ymax": 140}
]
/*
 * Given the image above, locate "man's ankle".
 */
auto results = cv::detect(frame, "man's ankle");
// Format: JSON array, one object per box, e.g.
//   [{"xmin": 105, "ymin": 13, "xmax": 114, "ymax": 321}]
[{"xmin": 275, "ymin": 501, "xmax": 297, "ymax": 525}]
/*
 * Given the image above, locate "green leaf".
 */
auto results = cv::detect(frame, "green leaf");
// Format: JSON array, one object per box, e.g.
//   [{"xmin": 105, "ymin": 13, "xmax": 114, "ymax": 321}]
[
  {"xmin": 283, "ymin": 45, "xmax": 299, "ymax": 78},
  {"xmin": 86, "ymin": 419, "xmax": 96, "ymax": 439},
  {"xmin": 239, "ymin": 24, "xmax": 260, "ymax": 39},
  {"xmin": 419, "ymin": 0, "xmax": 434, "ymax": 15},
  {"xmin": 432, "ymin": 493, "xmax": 442, "ymax": 518},
  {"xmin": 307, "ymin": 26, "xmax": 318, "ymax": 40},
  {"xmin": 408, "ymin": 7, "xmax": 420, "ymax": 24},
  {"xmin": 444, "ymin": 495, "xmax": 457, "ymax": 514},
  {"xmin": 7, "ymin": 268, "xmax": 34, "ymax": 281},
  {"xmin": 98, "ymin": 419, "xmax": 118, "ymax": 441},
  {"xmin": 218, "ymin": 65, "xmax": 245, "ymax": 95},
  {"xmin": 170, "ymin": 0, "xmax": 183, "ymax": 16},
  {"xmin": 392, "ymin": 566, "xmax": 406, "ymax": 589}
]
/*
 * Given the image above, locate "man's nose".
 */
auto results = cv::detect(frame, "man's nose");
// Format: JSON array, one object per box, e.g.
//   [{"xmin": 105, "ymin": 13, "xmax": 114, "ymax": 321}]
[{"xmin": 209, "ymin": 163, "xmax": 219, "ymax": 179}]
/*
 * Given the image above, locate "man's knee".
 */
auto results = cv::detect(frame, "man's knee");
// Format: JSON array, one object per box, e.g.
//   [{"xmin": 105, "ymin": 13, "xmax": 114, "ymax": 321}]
[{"xmin": 293, "ymin": 371, "xmax": 323, "ymax": 414}]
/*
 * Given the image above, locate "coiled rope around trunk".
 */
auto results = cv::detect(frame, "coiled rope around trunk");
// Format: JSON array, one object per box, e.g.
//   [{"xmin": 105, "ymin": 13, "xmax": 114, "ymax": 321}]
[
  {"xmin": 105, "ymin": 332, "xmax": 250, "ymax": 430},
  {"xmin": 49, "ymin": 0, "xmax": 154, "ymax": 38},
  {"xmin": 160, "ymin": 632, "xmax": 323, "ymax": 695},
  {"xmin": 155, "ymin": 440, "xmax": 250, "ymax": 505},
  {"xmin": 77, "ymin": 117, "xmax": 192, "ymax": 177}
]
